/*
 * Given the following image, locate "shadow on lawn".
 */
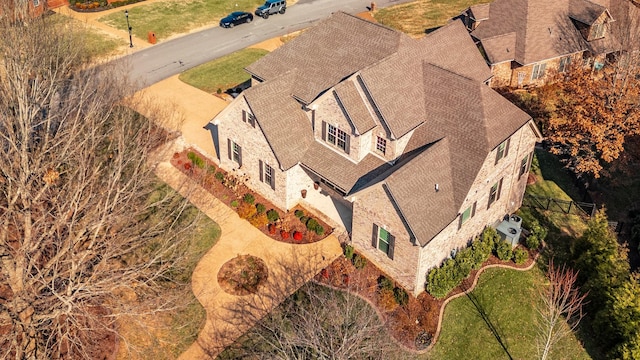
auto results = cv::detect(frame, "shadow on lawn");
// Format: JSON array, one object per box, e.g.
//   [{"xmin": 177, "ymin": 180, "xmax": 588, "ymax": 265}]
[{"xmin": 460, "ymin": 281, "xmax": 514, "ymax": 360}]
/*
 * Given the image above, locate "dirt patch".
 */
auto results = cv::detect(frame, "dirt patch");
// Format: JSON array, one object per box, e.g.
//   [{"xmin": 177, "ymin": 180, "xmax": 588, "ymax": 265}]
[
  {"xmin": 171, "ymin": 148, "xmax": 333, "ymax": 244},
  {"xmin": 218, "ymin": 255, "xmax": 269, "ymax": 296},
  {"xmin": 315, "ymin": 246, "xmax": 537, "ymax": 352}
]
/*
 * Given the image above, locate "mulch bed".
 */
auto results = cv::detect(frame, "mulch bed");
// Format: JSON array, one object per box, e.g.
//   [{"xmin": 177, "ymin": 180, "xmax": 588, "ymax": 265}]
[
  {"xmin": 218, "ymin": 255, "xmax": 269, "ymax": 296},
  {"xmin": 171, "ymin": 148, "xmax": 332, "ymax": 244},
  {"xmin": 314, "ymin": 247, "xmax": 538, "ymax": 352}
]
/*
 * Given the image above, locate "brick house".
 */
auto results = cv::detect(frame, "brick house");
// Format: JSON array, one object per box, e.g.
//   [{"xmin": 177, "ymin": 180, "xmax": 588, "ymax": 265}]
[
  {"xmin": 209, "ymin": 12, "xmax": 541, "ymax": 295},
  {"xmin": 461, "ymin": 0, "xmax": 636, "ymax": 88}
]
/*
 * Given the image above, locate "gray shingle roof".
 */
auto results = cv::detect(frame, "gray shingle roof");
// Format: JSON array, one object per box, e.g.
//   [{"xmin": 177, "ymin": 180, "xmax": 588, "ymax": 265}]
[
  {"xmin": 245, "ymin": 12, "xmax": 404, "ymax": 104},
  {"xmin": 333, "ymin": 80, "xmax": 377, "ymax": 134},
  {"xmin": 470, "ymin": 0, "xmax": 619, "ymax": 65},
  {"xmin": 243, "ymin": 70, "xmax": 313, "ymax": 170}
]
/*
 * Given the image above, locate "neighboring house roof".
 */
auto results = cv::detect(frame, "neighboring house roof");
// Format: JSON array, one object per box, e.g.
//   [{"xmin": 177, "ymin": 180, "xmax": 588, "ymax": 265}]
[
  {"xmin": 245, "ymin": 12, "xmax": 404, "ymax": 104},
  {"xmin": 470, "ymin": 0, "xmax": 619, "ymax": 65},
  {"xmin": 231, "ymin": 12, "xmax": 534, "ymax": 246},
  {"xmin": 469, "ymin": 3, "xmax": 491, "ymax": 20},
  {"xmin": 333, "ymin": 80, "xmax": 377, "ymax": 134}
]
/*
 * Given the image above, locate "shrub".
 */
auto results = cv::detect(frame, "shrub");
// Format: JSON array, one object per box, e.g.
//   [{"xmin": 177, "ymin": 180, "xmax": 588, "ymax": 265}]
[
  {"xmin": 268, "ymin": 224, "xmax": 277, "ymax": 235},
  {"xmin": 426, "ymin": 259, "xmax": 462, "ymax": 299},
  {"xmin": 378, "ymin": 289, "xmax": 397, "ymax": 311},
  {"xmin": 217, "ymin": 88, "xmax": 222, "ymax": 94},
  {"xmin": 378, "ymin": 275, "xmax": 394, "ymax": 291},
  {"xmin": 294, "ymin": 209, "xmax": 304, "ymax": 218},
  {"xmin": 300, "ymin": 215, "xmax": 309, "ymax": 224},
  {"xmin": 242, "ymin": 193, "xmax": 255, "ymax": 204},
  {"xmin": 266, "ymin": 209, "xmax": 279, "ymax": 223},
  {"xmin": 187, "ymin": 151, "xmax": 205, "ymax": 169},
  {"xmin": 280, "ymin": 230, "xmax": 290, "ymax": 240},
  {"xmin": 353, "ymin": 254, "xmax": 367, "ymax": 269},
  {"xmin": 481, "ymin": 227, "xmax": 499, "ymax": 250},
  {"xmin": 453, "ymin": 247, "xmax": 475, "ymax": 275},
  {"xmin": 207, "ymin": 164, "xmax": 216, "ymax": 174},
  {"xmin": 255, "ymin": 203, "xmax": 266, "ymax": 214},
  {"xmin": 525, "ymin": 216, "xmax": 548, "ymax": 245},
  {"xmin": 306, "ymin": 218, "xmax": 319, "ymax": 232},
  {"xmin": 471, "ymin": 238, "xmax": 492, "ymax": 268},
  {"xmin": 293, "ymin": 231, "xmax": 303, "ymax": 241},
  {"xmin": 513, "ymin": 248, "xmax": 528, "ymax": 264},
  {"xmin": 230, "ymin": 200, "xmax": 239, "ymax": 208},
  {"xmin": 495, "ymin": 241, "xmax": 513, "ymax": 261},
  {"xmin": 237, "ymin": 202, "xmax": 257, "ymax": 219},
  {"xmin": 320, "ymin": 268, "xmax": 329, "ymax": 279},
  {"xmin": 394, "ymin": 287, "xmax": 409, "ymax": 306},
  {"xmin": 315, "ymin": 226, "xmax": 325, "ymax": 236},
  {"xmin": 215, "ymin": 171, "xmax": 224, "ymax": 182},
  {"xmin": 344, "ymin": 244, "xmax": 354, "ymax": 260},
  {"xmin": 525, "ymin": 234, "xmax": 540, "ymax": 250},
  {"xmin": 248, "ymin": 213, "xmax": 268, "ymax": 228},
  {"xmin": 183, "ymin": 163, "xmax": 192, "ymax": 171}
]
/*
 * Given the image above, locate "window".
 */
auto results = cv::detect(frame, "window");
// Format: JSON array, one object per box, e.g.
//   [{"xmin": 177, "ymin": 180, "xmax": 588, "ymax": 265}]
[
  {"xmin": 558, "ymin": 56, "xmax": 571, "ymax": 73},
  {"xmin": 459, "ymin": 202, "xmax": 477, "ymax": 229},
  {"xmin": 376, "ymin": 136, "xmax": 387, "ymax": 155},
  {"xmin": 371, "ymin": 224, "xmax": 395, "ymax": 259},
  {"xmin": 323, "ymin": 122, "xmax": 350, "ymax": 153},
  {"xmin": 495, "ymin": 139, "xmax": 510, "ymax": 164},
  {"xmin": 531, "ymin": 63, "xmax": 547, "ymax": 80},
  {"xmin": 242, "ymin": 110, "xmax": 255, "ymax": 127},
  {"xmin": 488, "ymin": 178, "xmax": 503, "ymax": 208},
  {"xmin": 227, "ymin": 139, "xmax": 242, "ymax": 166},
  {"xmin": 519, "ymin": 155, "xmax": 529, "ymax": 179},
  {"xmin": 259, "ymin": 160, "xmax": 275, "ymax": 190},
  {"xmin": 592, "ymin": 23, "xmax": 605, "ymax": 39}
]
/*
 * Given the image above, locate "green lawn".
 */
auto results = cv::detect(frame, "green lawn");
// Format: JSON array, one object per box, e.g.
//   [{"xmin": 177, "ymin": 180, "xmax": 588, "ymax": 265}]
[
  {"xmin": 430, "ymin": 267, "xmax": 590, "ymax": 360},
  {"xmin": 523, "ymin": 149, "xmax": 588, "ymax": 237},
  {"xmin": 178, "ymin": 48, "xmax": 269, "ymax": 93},
  {"xmin": 98, "ymin": 0, "xmax": 264, "ymax": 41},
  {"xmin": 374, "ymin": 0, "xmax": 492, "ymax": 38}
]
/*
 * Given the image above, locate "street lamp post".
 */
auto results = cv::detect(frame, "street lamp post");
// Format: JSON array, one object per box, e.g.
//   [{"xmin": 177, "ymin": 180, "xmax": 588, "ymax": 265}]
[{"xmin": 124, "ymin": 10, "xmax": 133, "ymax": 48}]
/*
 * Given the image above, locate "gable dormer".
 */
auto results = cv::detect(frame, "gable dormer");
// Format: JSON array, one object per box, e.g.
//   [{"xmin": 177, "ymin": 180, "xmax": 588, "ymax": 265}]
[
  {"xmin": 568, "ymin": 0, "xmax": 614, "ymax": 41},
  {"xmin": 463, "ymin": 4, "xmax": 490, "ymax": 32}
]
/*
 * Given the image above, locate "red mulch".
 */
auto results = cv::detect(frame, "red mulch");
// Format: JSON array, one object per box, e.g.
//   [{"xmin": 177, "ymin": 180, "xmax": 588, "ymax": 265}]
[
  {"xmin": 314, "ymin": 247, "xmax": 538, "ymax": 351},
  {"xmin": 171, "ymin": 148, "xmax": 332, "ymax": 244}
]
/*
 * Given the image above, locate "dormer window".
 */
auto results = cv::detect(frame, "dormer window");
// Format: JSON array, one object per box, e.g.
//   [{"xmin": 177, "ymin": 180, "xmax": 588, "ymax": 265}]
[
  {"xmin": 591, "ymin": 23, "xmax": 605, "ymax": 40},
  {"xmin": 376, "ymin": 136, "xmax": 387, "ymax": 155},
  {"xmin": 323, "ymin": 122, "xmax": 350, "ymax": 154}
]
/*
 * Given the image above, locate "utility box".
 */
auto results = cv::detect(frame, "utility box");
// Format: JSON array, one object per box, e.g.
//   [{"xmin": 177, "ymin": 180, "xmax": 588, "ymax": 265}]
[{"xmin": 148, "ymin": 31, "xmax": 156, "ymax": 44}]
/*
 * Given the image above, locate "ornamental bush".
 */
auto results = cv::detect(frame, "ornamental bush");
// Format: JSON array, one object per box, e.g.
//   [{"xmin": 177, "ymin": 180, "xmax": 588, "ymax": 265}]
[
  {"xmin": 293, "ymin": 231, "xmax": 303, "ymax": 241},
  {"xmin": 525, "ymin": 234, "xmax": 540, "ymax": 250},
  {"xmin": 266, "ymin": 209, "xmax": 279, "ymax": 223},
  {"xmin": 377, "ymin": 275, "xmax": 394, "ymax": 291},
  {"xmin": 315, "ymin": 226, "xmax": 325, "ymax": 236},
  {"xmin": 255, "ymin": 203, "xmax": 266, "ymax": 214},
  {"xmin": 237, "ymin": 202, "xmax": 256, "ymax": 219},
  {"xmin": 495, "ymin": 240, "xmax": 513, "ymax": 261},
  {"xmin": 394, "ymin": 287, "xmax": 409, "ymax": 306},
  {"xmin": 426, "ymin": 258, "xmax": 461, "ymax": 299},
  {"xmin": 513, "ymin": 248, "xmax": 528, "ymax": 264},
  {"xmin": 230, "ymin": 200, "xmax": 239, "ymax": 208},
  {"xmin": 215, "ymin": 171, "xmax": 224, "ymax": 182},
  {"xmin": 344, "ymin": 244, "xmax": 354, "ymax": 260},
  {"xmin": 242, "ymin": 193, "xmax": 255, "ymax": 205},
  {"xmin": 294, "ymin": 209, "xmax": 304, "ymax": 218},
  {"xmin": 306, "ymin": 218, "xmax": 319, "ymax": 232},
  {"xmin": 353, "ymin": 254, "xmax": 367, "ymax": 269},
  {"xmin": 187, "ymin": 151, "xmax": 205, "ymax": 169}
]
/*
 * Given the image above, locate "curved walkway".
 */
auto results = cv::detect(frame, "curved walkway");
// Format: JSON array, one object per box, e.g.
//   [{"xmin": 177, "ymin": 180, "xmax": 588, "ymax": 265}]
[{"xmin": 154, "ymin": 150, "xmax": 342, "ymax": 360}]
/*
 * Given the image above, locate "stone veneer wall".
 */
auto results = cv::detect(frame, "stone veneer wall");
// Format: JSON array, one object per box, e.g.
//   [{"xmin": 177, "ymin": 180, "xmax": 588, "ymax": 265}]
[
  {"xmin": 216, "ymin": 96, "xmax": 288, "ymax": 210},
  {"xmin": 489, "ymin": 61, "xmax": 513, "ymax": 88},
  {"xmin": 351, "ymin": 184, "xmax": 421, "ymax": 292},
  {"xmin": 312, "ymin": 90, "xmax": 363, "ymax": 161},
  {"xmin": 415, "ymin": 122, "xmax": 539, "ymax": 295}
]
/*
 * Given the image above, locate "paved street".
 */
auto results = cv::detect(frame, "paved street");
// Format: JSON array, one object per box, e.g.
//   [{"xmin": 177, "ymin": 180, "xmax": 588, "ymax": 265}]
[{"xmin": 113, "ymin": 0, "xmax": 412, "ymax": 89}]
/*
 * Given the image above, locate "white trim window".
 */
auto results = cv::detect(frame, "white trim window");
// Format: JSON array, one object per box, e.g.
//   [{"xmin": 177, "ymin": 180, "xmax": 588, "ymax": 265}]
[
  {"xmin": 531, "ymin": 63, "xmax": 547, "ymax": 80},
  {"xmin": 376, "ymin": 136, "xmax": 387, "ymax": 155}
]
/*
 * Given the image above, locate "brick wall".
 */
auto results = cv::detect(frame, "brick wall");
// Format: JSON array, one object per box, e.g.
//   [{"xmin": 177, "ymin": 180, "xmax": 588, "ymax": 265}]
[
  {"xmin": 490, "ymin": 61, "xmax": 513, "ymax": 88},
  {"xmin": 351, "ymin": 184, "xmax": 421, "ymax": 292}
]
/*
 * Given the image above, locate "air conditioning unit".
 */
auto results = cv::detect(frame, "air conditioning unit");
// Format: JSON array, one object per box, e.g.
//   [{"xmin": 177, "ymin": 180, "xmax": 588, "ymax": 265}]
[{"xmin": 496, "ymin": 214, "xmax": 523, "ymax": 247}]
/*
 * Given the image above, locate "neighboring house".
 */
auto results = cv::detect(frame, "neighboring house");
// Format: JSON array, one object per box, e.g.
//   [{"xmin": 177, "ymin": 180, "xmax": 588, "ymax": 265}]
[
  {"xmin": 1, "ymin": 0, "xmax": 47, "ymax": 18},
  {"xmin": 209, "ymin": 12, "xmax": 541, "ymax": 295},
  {"xmin": 461, "ymin": 0, "xmax": 633, "ymax": 87}
]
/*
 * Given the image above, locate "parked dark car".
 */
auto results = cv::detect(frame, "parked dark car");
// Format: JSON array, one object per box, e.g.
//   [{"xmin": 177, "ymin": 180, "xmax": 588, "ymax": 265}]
[{"xmin": 220, "ymin": 11, "xmax": 253, "ymax": 28}]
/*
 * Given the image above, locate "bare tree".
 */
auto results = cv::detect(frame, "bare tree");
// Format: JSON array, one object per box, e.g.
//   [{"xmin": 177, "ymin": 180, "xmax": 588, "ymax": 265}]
[
  {"xmin": 535, "ymin": 261, "xmax": 588, "ymax": 360},
  {"xmin": 0, "ymin": 3, "xmax": 196, "ymax": 359}
]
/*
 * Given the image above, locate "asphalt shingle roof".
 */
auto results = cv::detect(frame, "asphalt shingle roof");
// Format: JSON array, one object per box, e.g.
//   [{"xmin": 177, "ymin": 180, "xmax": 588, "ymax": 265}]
[{"xmin": 333, "ymin": 80, "xmax": 377, "ymax": 134}]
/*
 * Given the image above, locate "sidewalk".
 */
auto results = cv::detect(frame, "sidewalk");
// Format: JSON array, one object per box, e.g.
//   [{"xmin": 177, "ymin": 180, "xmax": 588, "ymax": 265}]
[{"xmin": 154, "ymin": 154, "xmax": 342, "ymax": 359}]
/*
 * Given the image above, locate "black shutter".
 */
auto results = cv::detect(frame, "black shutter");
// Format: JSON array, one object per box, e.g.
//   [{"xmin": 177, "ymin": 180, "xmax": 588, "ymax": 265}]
[
  {"xmin": 259, "ymin": 160, "xmax": 264, "ymax": 183},
  {"xmin": 372, "ymin": 224, "xmax": 378, "ymax": 248},
  {"xmin": 227, "ymin": 139, "xmax": 232, "ymax": 161},
  {"xmin": 388, "ymin": 234, "xmax": 395, "ymax": 260},
  {"xmin": 497, "ymin": 178, "xmax": 503, "ymax": 201},
  {"xmin": 472, "ymin": 201, "xmax": 477, "ymax": 217},
  {"xmin": 495, "ymin": 146, "xmax": 500, "ymax": 165},
  {"xmin": 345, "ymin": 134, "xmax": 350, "ymax": 154},
  {"xmin": 242, "ymin": 110, "xmax": 247, "ymax": 123},
  {"xmin": 250, "ymin": 115, "xmax": 256, "ymax": 128},
  {"xmin": 321, "ymin": 121, "xmax": 327, "ymax": 141},
  {"xmin": 458, "ymin": 214, "xmax": 463, "ymax": 230},
  {"xmin": 270, "ymin": 170, "xmax": 275, "ymax": 190},
  {"xmin": 238, "ymin": 145, "xmax": 243, "ymax": 167},
  {"xmin": 504, "ymin": 138, "xmax": 511, "ymax": 157}
]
